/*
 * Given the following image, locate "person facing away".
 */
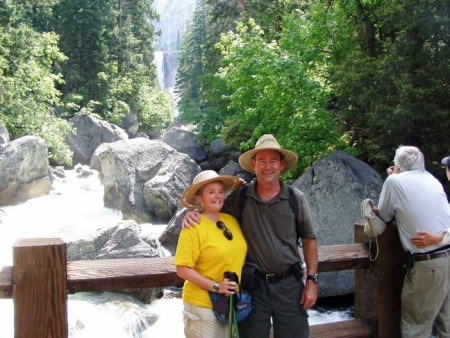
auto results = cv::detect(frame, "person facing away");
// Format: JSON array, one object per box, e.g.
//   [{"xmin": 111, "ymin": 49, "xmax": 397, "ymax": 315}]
[
  {"xmin": 372, "ymin": 145, "xmax": 450, "ymax": 338},
  {"xmin": 410, "ymin": 155, "xmax": 450, "ymax": 248},
  {"xmin": 174, "ymin": 170, "xmax": 247, "ymax": 338},
  {"xmin": 183, "ymin": 134, "xmax": 319, "ymax": 338}
]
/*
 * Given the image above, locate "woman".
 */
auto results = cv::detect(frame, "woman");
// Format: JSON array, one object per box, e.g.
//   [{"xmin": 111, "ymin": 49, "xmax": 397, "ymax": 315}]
[{"xmin": 174, "ymin": 170, "xmax": 247, "ymax": 338}]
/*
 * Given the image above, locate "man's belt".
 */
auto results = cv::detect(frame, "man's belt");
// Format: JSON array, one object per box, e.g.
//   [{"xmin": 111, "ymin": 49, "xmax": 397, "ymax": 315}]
[
  {"xmin": 259, "ymin": 267, "xmax": 294, "ymax": 283},
  {"xmin": 414, "ymin": 248, "xmax": 450, "ymax": 262}
]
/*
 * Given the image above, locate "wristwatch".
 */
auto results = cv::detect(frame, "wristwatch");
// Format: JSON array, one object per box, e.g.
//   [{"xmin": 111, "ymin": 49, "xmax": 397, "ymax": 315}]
[
  {"xmin": 213, "ymin": 282, "xmax": 220, "ymax": 292},
  {"xmin": 306, "ymin": 273, "xmax": 319, "ymax": 283}
]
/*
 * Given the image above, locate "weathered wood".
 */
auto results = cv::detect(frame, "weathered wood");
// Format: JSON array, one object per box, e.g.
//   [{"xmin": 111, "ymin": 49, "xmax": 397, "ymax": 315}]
[
  {"xmin": 0, "ymin": 265, "xmax": 13, "ymax": 298},
  {"xmin": 317, "ymin": 243, "xmax": 370, "ymax": 272},
  {"xmin": 0, "ymin": 242, "xmax": 371, "ymax": 298},
  {"xmin": 13, "ymin": 238, "xmax": 68, "ymax": 338},
  {"xmin": 310, "ymin": 318, "xmax": 373, "ymax": 338},
  {"xmin": 355, "ymin": 221, "xmax": 404, "ymax": 338},
  {"xmin": 67, "ymin": 257, "xmax": 184, "ymax": 293}
]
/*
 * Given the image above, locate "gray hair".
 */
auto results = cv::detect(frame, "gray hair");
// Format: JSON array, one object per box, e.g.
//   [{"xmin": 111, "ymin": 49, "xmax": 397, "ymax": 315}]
[{"xmin": 394, "ymin": 146, "xmax": 425, "ymax": 172}]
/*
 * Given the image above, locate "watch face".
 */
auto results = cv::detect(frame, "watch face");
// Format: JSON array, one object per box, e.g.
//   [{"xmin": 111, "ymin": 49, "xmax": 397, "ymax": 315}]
[
  {"xmin": 307, "ymin": 274, "xmax": 319, "ymax": 283},
  {"xmin": 213, "ymin": 283, "xmax": 220, "ymax": 292}
]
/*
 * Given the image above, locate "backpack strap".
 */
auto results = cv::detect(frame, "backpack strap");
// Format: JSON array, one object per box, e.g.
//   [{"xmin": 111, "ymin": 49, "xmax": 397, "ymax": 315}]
[{"xmin": 237, "ymin": 184, "xmax": 249, "ymax": 225}]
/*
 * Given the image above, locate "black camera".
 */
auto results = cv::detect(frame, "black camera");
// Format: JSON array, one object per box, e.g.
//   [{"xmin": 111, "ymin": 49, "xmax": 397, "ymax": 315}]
[{"xmin": 224, "ymin": 271, "xmax": 239, "ymax": 283}]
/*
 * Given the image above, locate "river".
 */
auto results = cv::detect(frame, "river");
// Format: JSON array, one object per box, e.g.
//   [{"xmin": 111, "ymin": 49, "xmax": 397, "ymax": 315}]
[{"xmin": 0, "ymin": 168, "xmax": 353, "ymax": 337}]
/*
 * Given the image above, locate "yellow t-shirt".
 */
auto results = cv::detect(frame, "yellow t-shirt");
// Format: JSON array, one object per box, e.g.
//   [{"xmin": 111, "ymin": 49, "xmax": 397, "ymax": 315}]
[{"xmin": 174, "ymin": 213, "xmax": 247, "ymax": 308}]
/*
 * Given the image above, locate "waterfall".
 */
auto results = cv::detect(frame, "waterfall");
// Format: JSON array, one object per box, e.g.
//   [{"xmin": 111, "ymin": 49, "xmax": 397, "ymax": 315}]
[
  {"xmin": 154, "ymin": 51, "xmax": 166, "ymax": 92},
  {"xmin": 152, "ymin": 0, "xmax": 196, "ymax": 118}
]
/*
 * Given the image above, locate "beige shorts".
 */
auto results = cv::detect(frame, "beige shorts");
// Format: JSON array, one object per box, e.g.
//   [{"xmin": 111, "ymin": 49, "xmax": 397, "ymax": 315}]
[{"xmin": 182, "ymin": 301, "xmax": 228, "ymax": 338}]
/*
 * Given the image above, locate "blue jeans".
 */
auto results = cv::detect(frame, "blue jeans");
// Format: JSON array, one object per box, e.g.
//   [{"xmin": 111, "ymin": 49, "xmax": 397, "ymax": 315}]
[{"xmin": 239, "ymin": 275, "xmax": 309, "ymax": 338}]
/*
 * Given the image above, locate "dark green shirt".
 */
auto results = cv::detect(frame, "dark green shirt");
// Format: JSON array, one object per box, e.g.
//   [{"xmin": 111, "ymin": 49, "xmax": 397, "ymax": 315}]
[{"xmin": 223, "ymin": 181, "xmax": 316, "ymax": 274}]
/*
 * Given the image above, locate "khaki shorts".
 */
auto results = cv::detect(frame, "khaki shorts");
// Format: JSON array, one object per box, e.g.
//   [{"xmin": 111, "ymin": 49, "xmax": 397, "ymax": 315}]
[{"xmin": 182, "ymin": 301, "xmax": 228, "ymax": 338}]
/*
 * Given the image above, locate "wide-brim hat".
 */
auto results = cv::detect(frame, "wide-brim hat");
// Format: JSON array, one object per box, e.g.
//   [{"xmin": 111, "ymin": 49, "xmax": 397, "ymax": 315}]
[
  {"xmin": 181, "ymin": 170, "xmax": 239, "ymax": 208},
  {"xmin": 238, "ymin": 134, "xmax": 298, "ymax": 174},
  {"xmin": 361, "ymin": 198, "xmax": 386, "ymax": 237}
]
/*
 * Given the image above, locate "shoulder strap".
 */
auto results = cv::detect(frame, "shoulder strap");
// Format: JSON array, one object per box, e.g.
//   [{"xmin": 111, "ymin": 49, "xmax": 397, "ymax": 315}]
[
  {"xmin": 287, "ymin": 186, "xmax": 299, "ymax": 227},
  {"xmin": 237, "ymin": 184, "xmax": 249, "ymax": 225}
]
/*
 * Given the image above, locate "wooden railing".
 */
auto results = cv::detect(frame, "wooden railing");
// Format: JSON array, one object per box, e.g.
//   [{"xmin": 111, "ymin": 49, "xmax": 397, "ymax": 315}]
[{"xmin": 0, "ymin": 221, "xmax": 405, "ymax": 338}]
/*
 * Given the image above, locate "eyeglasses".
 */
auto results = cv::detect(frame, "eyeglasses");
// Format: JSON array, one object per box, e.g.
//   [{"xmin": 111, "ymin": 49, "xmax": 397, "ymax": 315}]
[{"xmin": 216, "ymin": 221, "xmax": 233, "ymax": 241}]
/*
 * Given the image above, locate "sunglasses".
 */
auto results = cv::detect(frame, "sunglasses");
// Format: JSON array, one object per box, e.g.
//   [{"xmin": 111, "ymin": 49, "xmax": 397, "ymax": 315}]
[{"xmin": 216, "ymin": 221, "xmax": 233, "ymax": 241}]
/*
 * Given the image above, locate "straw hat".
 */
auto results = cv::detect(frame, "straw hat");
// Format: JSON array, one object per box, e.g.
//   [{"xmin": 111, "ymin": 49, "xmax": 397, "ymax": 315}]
[
  {"xmin": 238, "ymin": 134, "xmax": 298, "ymax": 174},
  {"xmin": 181, "ymin": 170, "xmax": 240, "ymax": 208}
]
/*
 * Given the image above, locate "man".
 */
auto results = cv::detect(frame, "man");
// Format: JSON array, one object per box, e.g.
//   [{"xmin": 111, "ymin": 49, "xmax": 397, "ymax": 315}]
[
  {"xmin": 373, "ymin": 146, "xmax": 450, "ymax": 338},
  {"xmin": 184, "ymin": 134, "xmax": 318, "ymax": 338},
  {"xmin": 408, "ymin": 154, "xmax": 450, "ymax": 248}
]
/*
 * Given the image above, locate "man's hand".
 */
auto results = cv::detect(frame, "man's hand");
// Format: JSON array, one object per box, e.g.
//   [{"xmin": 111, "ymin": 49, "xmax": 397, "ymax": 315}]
[
  {"xmin": 182, "ymin": 210, "xmax": 201, "ymax": 229},
  {"xmin": 411, "ymin": 230, "xmax": 444, "ymax": 248},
  {"xmin": 301, "ymin": 281, "xmax": 318, "ymax": 309}
]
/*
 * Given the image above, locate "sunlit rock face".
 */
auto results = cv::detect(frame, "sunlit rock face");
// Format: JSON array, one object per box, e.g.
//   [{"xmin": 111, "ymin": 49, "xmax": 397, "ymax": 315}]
[{"xmin": 152, "ymin": 0, "xmax": 196, "ymax": 52}]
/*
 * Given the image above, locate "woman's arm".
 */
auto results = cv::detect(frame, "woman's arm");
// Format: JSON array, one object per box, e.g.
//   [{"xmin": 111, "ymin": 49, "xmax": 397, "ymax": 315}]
[{"xmin": 176, "ymin": 265, "xmax": 236, "ymax": 295}]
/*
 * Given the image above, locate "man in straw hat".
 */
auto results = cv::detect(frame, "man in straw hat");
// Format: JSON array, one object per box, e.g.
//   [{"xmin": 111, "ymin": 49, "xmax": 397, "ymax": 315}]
[{"xmin": 184, "ymin": 134, "xmax": 318, "ymax": 338}]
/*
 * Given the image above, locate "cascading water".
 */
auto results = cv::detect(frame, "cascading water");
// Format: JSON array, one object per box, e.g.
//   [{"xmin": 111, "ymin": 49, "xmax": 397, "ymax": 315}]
[
  {"xmin": 154, "ymin": 51, "xmax": 166, "ymax": 92},
  {"xmin": 0, "ymin": 168, "xmax": 186, "ymax": 337}
]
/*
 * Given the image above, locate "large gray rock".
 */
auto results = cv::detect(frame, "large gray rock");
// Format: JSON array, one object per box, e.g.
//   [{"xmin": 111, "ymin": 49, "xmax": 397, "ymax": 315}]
[
  {"xmin": 67, "ymin": 220, "xmax": 168, "ymax": 304},
  {"xmin": 293, "ymin": 150, "xmax": 383, "ymax": 297},
  {"xmin": 0, "ymin": 135, "xmax": 51, "ymax": 206},
  {"xmin": 67, "ymin": 220, "xmax": 165, "ymax": 261},
  {"xmin": 66, "ymin": 113, "xmax": 128, "ymax": 165},
  {"xmin": 92, "ymin": 138, "xmax": 200, "ymax": 223},
  {"xmin": 162, "ymin": 127, "xmax": 207, "ymax": 163}
]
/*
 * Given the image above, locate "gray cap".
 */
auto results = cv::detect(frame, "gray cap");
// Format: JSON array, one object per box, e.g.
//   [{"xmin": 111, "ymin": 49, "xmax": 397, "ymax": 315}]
[{"xmin": 441, "ymin": 156, "xmax": 450, "ymax": 168}]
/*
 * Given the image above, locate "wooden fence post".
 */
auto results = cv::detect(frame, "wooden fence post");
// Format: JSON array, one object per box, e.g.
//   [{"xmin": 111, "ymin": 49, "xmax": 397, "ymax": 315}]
[
  {"xmin": 13, "ymin": 238, "xmax": 68, "ymax": 338},
  {"xmin": 354, "ymin": 221, "xmax": 405, "ymax": 338}
]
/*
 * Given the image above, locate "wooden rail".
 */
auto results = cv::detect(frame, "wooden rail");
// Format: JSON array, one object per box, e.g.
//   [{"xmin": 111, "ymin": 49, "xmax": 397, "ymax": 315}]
[
  {"xmin": 0, "ymin": 221, "xmax": 405, "ymax": 337},
  {"xmin": 0, "ymin": 243, "xmax": 369, "ymax": 298}
]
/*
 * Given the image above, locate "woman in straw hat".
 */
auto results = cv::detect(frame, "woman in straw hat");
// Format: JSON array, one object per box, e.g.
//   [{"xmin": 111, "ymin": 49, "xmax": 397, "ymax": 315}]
[{"xmin": 174, "ymin": 170, "xmax": 247, "ymax": 338}]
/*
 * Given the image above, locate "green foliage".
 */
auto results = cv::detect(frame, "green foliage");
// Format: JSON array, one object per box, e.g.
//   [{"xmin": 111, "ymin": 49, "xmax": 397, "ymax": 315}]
[
  {"xmin": 214, "ymin": 18, "xmax": 352, "ymax": 176},
  {"xmin": 0, "ymin": 24, "xmax": 74, "ymax": 164},
  {"xmin": 327, "ymin": 0, "xmax": 450, "ymax": 174},
  {"xmin": 0, "ymin": 0, "xmax": 167, "ymax": 166},
  {"xmin": 176, "ymin": 1, "xmax": 207, "ymax": 128},
  {"xmin": 53, "ymin": 0, "xmax": 160, "ymax": 134},
  {"xmin": 136, "ymin": 87, "xmax": 174, "ymax": 136},
  {"xmin": 182, "ymin": 0, "xmax": 450, "ymax": 185}
]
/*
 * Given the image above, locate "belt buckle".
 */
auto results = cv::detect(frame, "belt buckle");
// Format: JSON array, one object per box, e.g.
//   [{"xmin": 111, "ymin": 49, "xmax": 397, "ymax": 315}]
[{"xmin": 265, "ymin": 273, "xmax": 275, "ymax": 282}]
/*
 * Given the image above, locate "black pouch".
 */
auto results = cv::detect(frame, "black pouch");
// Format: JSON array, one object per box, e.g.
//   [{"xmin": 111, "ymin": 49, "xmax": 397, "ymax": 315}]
[
  {"xmin": 241, "ymin": 265, "xmax": 260, "ymax": 292},
  {"xmin": 403, "ymin": 251, "xmax": 414, "ymax": 269},
  {"xmin": 291, "ymin": 262, "xmax": 304, "ymax": 280}
]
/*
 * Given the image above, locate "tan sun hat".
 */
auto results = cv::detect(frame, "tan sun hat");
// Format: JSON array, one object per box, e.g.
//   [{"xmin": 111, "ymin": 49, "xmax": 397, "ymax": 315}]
[
  {"xmin": 238, "ymin": 134, "xmax": 298, "ymax": 174},
  {"xmin": 181, "ymin": 170, "xmax": 240, "ymax": 208}
]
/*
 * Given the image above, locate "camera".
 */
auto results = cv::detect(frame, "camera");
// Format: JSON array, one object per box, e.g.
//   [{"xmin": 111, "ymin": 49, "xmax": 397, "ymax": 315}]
[{"xmin": 224, "ymin": 271, "xmax": 239, "ymax": 283}]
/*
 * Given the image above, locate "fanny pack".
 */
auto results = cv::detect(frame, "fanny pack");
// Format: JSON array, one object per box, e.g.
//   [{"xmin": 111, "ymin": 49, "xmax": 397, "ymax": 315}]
[{"xmin": 208, "ymin": 288, "xmax": 253, "ymax": 325}]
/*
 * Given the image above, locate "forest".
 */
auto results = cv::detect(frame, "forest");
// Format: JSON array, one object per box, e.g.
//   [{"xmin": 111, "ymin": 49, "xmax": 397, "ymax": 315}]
[
  {"xmin": 1, "ymin": 0, "xmax": 450, "ymax": 188},
  {"xmin": 0, "ymin": 0, "xmax": 173, "ymax": 165},
  {"xmin": 176, "ymin": 0, "xmax": 450, "ymax": 187}
]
